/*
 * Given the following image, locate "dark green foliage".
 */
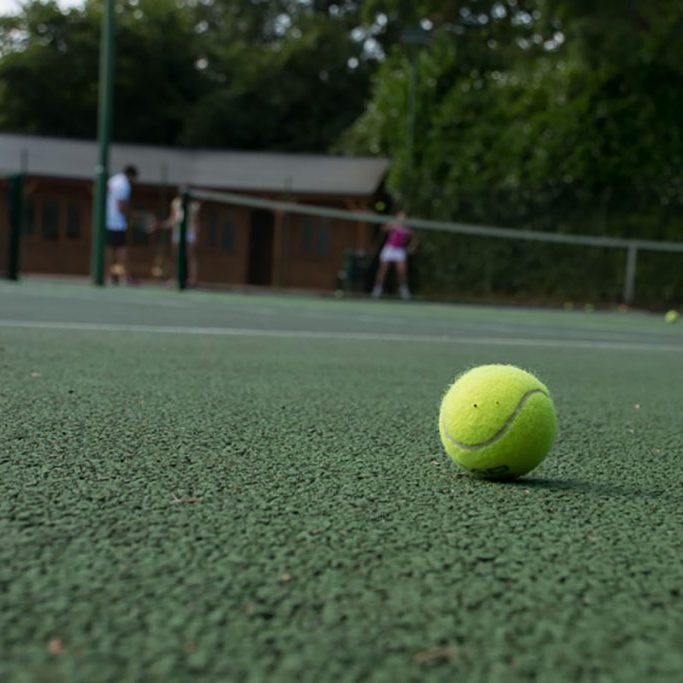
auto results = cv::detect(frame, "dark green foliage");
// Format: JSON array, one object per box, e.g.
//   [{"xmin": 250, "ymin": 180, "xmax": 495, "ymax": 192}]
[
  {"xmin": 114, "ymin": 0, "xmax": 209, "ymax": 145},
  {"xmin": 0, "ymin": 2, "xmax": 101, "ymax": 138},
  {"xmin": 343, "ymin": 2, "xmax": 683, "ymax": 305},
  {"xmin": 179, "ymin": 12, "xmax": 372, "ymax": 151},
  {"xmin": 414, "ymin": 236, "xmax": 626, "ymax": 305},
  {"xmin": 0, "ymin": 0, "xmax": 372, "ymax": 151},
  {"xmin": 0, "ymin": 0, "xmax": 208, "ymax": 144}
]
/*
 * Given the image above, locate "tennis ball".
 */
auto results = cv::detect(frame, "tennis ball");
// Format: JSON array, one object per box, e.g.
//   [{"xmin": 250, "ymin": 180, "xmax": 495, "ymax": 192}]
[
  {"xmin": 665, "ymin": 310, "xmax": 679, "ymax": 324},
  {"xmin": 439, "ymin": 364, "xmax": 557, "ymax": 480}
]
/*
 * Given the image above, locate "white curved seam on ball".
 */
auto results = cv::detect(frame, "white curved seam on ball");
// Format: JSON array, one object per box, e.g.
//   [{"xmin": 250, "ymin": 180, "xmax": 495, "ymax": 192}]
[{"xmin": 441, "ymin": 389, "xmax": 549, "ymax": 451}]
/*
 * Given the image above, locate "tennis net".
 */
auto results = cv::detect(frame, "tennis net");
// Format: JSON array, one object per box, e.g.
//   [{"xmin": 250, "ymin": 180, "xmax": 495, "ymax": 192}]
[{"xmin": 177, "ymin": 187, "xmax": 683, "ymax": 307}]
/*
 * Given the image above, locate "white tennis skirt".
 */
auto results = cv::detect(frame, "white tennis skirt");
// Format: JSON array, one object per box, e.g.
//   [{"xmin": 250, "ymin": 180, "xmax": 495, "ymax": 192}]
[{"xmin": 380, "ymin": 245, "xmax": 407, "ymax": 263}]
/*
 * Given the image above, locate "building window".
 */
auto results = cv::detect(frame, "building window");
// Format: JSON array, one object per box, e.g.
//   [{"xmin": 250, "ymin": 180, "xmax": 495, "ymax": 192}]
[
  {"xmin": 221, "ymin": 216, "xmax": 235, "ymax": 251},
  {"xmin": 301, "ymin": 216, "xmax": 331, "ymax": 257},
  {"xmin": 302, "ymin": 221, "xmax": 313, "ymax": 255},
  {"xmin": 205, "ymin": 207, "xmax": 234, "ymax": 251},
  {"xmin": 317, "ymin": 221, "xmax": 331, "ymax": 257},
  {"xmin": 206, "ymin": 207, "xmax": 218, "ymax": 247},
  {"xmin": 41, "ymin": 199, "xmax": 60, "ymax": 241},
  {"xmin": 66, "ymin": 202, "xmax": 81, "ymax": 240},
  {"xmin": 23, "ymin": 199, "xmax": 36, "ymax": 236}
]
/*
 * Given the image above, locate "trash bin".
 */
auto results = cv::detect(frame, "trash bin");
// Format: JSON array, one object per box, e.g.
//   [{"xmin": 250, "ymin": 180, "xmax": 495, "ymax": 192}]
[{"xmin": 336, "ymin": 249, "xmax": 372, "ymax": 293}]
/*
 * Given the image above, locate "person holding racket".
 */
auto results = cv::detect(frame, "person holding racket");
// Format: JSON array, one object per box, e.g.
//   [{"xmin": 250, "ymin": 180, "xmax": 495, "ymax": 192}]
[
  {"xmin": 106, "ymin": 164, "xmax": 138, "ymax": 285},
  {"xmin": 371, "ymin": 210, "xmax": 418, "ymax": 300}
]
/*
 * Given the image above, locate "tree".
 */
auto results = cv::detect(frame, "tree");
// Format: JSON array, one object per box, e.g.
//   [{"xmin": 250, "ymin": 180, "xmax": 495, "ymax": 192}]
[
  {"xmin": 179, "ymin": 0, "xmax": 373, "ymax": 151},
  {"xmin": 0, "ymin": 0, "xmax": 208, "ymax": 144},
  {"xmin": 0, "ymin": 0, "xmax": 376, "ymax": 152},
  {"xmin": 341, "ymin": 0, "xmax": 683, "ymax": 303},
  {"xmin": 0, "ymin": 1, "xmax": 101, "ymax": 138}
]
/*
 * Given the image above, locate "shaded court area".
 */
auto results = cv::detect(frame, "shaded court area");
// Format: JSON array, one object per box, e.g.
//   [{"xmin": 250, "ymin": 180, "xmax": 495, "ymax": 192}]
[{"xmin": 2, "ymin": 279, "xmax": 683, "ymax": 682}]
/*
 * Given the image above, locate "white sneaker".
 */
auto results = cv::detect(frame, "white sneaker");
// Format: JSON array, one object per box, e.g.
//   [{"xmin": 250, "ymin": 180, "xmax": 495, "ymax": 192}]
[
  {"xmin": 371, "ymin": 286, "xmax": 382, "ymax": 298},
  {"xmin": 400, "ymin": 286, "xmax": 411, "ymax": 300}
]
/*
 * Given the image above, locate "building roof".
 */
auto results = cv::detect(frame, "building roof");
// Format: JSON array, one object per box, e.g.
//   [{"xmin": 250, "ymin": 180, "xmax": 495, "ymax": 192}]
[{"xmin": 0, "ymin": 133, "xmax": 390, "ymax": 197}]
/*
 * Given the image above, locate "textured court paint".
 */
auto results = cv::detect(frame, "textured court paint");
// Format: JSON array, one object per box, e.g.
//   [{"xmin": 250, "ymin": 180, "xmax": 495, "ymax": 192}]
[{"xmin": 2, "ymin": 282, "xmax": 683, "ymax": 682}]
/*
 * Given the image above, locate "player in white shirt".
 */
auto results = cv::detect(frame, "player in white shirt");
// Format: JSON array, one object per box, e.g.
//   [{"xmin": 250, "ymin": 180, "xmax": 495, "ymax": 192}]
[{"xmin": 106, "ymin": 165, "xmax": 138, "ymax": 284}]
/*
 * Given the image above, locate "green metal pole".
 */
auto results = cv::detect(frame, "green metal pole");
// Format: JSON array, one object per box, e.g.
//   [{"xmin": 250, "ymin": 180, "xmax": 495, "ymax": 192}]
[
  {"xmin": 7, "ymin": 174, "xmax": 23, "ymax": 281},
  {"xmin": 177, "ymin": 191, "xmax": 189, "ymax": 290},
  {"xmin": 91, "ymin": 0, "xmax": 115, "ymax": 286}
]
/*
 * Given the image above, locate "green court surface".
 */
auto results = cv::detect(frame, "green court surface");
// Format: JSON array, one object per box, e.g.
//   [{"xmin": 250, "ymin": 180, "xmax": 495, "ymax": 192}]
[{"xmin": 2, "ymin": 279, "xmax": 683, "ymax": 683}]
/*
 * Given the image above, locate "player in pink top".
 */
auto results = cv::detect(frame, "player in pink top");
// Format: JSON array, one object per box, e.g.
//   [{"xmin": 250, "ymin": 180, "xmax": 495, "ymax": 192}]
[{"xmin": 372, "ymin": 211, "xmax": 418, "ymax": 300}]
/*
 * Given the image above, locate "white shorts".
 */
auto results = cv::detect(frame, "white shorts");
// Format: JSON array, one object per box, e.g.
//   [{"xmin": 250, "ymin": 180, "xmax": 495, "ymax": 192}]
[{"xmin": 380, "ymin": 245, "xmax": 407, "ymax": 263}]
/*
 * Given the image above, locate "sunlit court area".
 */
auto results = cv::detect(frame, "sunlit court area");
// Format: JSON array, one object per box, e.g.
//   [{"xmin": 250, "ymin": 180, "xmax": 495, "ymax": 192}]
[{"xmin": 2, "ymin": 1, "xmax": 683, "ymax": 682}]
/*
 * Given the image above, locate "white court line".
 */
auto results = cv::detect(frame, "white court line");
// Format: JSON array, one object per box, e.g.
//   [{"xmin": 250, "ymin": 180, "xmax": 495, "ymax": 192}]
[{"xmin": 0, "ymin": 319, "xmax": 682, "ymax": 353}]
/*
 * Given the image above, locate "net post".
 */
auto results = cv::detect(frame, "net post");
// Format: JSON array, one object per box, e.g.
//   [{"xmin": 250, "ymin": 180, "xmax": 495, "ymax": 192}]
[
  {"xmin": 7, "ymin": 174, "xmax": 23, "ymax": 281},
  {"xmin": 623, "ymin": 243, "xmax": 638, "ymax": 305},
  {"xmin": 177, "ymin": 190, "xmax": 189, "ymax": 291},
  {"xmin": 91, "ymin": 166, "xmax": 108, "ymax": 286}
]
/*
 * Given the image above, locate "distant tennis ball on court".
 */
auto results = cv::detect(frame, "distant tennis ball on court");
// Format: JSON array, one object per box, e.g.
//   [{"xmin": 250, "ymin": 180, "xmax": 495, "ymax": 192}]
[
  {"xmin": 439, "ymin": 364, "xmax": 557, "ymax": 480},
  {"xmin": 665, "ymin": 310, "xmax": 679, "ymax": 324}
]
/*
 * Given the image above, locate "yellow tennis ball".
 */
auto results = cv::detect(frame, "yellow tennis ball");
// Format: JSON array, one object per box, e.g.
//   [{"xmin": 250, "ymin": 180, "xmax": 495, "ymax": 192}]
[
  {"xmin": 665, "ymin": 310, "xmax": 679, "ymax": 324},
  {"xmin": 439, "ymin": 364, "xmax": 557, "ymax": 480}
]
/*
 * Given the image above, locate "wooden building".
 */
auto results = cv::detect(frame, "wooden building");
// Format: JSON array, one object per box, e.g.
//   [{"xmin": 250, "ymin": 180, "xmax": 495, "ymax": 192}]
[{"xmin": 0, "ymin": 134, "xmax": 389, "ymax": 291}]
